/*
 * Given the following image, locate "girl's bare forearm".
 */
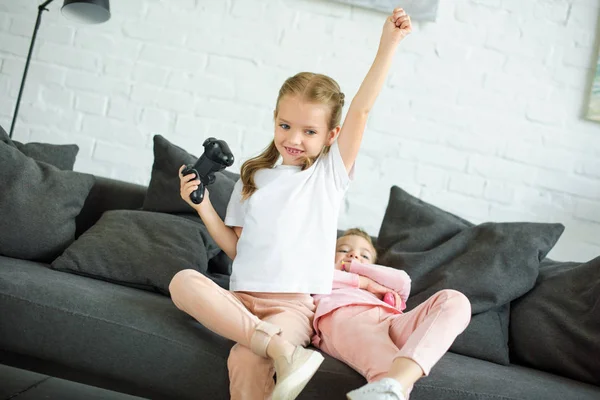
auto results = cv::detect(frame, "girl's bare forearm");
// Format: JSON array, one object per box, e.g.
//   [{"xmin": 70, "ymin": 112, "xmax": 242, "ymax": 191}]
[
  {"xmin": 350, "ymin": 48, "xmax": 397, "ymax": 115},
  {"xmin": 197, "ymin": 205, "xmax": 238, "ymax": 260}
]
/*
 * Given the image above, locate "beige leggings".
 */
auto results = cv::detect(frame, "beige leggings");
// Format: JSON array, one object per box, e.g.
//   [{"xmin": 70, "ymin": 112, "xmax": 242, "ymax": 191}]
[{"xmin": 169, "ymin": 269, "xmax": 315, "ymax": 400}]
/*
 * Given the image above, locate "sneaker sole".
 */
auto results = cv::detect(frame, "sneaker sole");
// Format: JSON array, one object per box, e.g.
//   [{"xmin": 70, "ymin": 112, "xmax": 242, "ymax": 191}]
[{"xmin": 272, "ymin": 352, "xmax": 325, "ymax": 400}]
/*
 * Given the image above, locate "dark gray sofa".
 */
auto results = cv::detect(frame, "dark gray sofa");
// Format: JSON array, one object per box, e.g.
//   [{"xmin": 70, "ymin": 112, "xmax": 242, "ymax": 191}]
[{"xmin": 1, "ymin": 176, "xmax": 600, "ymax": 400}]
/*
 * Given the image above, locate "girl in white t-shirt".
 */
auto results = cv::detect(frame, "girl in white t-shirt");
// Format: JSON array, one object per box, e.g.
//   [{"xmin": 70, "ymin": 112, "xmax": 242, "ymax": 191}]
[{"xmin": 169, "ymin": 7, "xmax": 412, "ymax": 400}]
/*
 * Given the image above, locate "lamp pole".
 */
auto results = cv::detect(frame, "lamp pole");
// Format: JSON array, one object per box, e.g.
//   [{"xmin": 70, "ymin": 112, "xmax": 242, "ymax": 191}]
[{"xmin": 9, "ymin": 0, "xmax": 56, "ymax": 138}]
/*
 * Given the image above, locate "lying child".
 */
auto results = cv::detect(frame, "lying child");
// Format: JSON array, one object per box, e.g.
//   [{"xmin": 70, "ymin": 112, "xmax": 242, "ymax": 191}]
[{"xmin": 312, "ymin": 228, "xmax": 472, "ymax": 400}]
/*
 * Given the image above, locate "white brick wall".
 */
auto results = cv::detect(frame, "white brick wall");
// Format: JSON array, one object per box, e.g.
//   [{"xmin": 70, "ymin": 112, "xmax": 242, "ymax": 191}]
[{"xmin": 1, "ymin": 0, "xmax": 599, "ymax": 261}]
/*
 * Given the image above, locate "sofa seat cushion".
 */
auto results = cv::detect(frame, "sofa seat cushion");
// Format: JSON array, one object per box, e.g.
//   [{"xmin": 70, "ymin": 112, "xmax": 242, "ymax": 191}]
[{"xmin": 2, "ymin": 258, "xmax": 599, "ymax": 400}]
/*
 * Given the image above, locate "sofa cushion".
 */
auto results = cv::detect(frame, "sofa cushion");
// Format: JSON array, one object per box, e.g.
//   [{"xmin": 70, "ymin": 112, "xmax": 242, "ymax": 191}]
[
  {"xmin": 0, "ymin": 141, "xmax": 95, "ymax": 262},
  {"xmin": 510, "ymin": 256, "xmax": 600, "ymax": 386},
  {"xmin": 142, "ymin": 135, "xmax": 239, "ymax": 220},
  {"xmin": 0, "ymin": 125, "xmax": 79, "ymax": 170},
  {"xmin": 3, "ymin": 258, "xmax": 600, "ymax": 400},
  {"xmin": 52, "ymin": 210, "xmax": 221, "ymax": 295},
  {"xmin": 376, "ymin": 186, "xmax": 564, "ymax": 365}
]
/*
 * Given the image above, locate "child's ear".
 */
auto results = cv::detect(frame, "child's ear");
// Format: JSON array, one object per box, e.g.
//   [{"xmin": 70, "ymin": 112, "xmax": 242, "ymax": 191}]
[{"xmin": 327, "ymin": 126, "xmax": 341, "ymax": 145}]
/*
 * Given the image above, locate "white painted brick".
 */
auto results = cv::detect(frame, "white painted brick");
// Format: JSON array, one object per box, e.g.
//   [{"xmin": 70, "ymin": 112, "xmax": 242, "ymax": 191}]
[
  {"xmin": 65, "ymin": 71, "xmax": 131, "ymax": 97},
  {"xmin": 416, "ymin": 164, "xmax": 449, "ymax": 190},
  {"xmin": 156, "ymin": 90, "xmax": 195, "ymax": 113},
  {"xmin": 103, "ymin": 57, "xmax": 135, "ymax": 80},
  {"xmin": 232, "ymin": 0, "xmax": 266, "ymax": 19},
  {"xmin": 0, "ymin": 12, "xmax": 9, "ymax": 31},
  {"xmin": 536, "ymin": 169, "xmax": 600, "ymax": 200},
  {"xmin": 0, "ymin": 32, "xmax": 30, "ymax": 56},
  {"xmin": 40, "ymin": 23, "xmax": 75, "ymax": 45},
  {"xmin": 421, "ymin": 188, "xmax": 490, "ymax": 221},
  {"xmin": 409, "ymin": 98, "xmax": 471, "ymax": 130},
  {"xmin": 167, "ymin": 72, "xmax": 235, "ymax": 100},
  {"xmin": 240, "ymin": 128, "xmax": 274, "ymax": 157},
  {"xmin": 567, "ymin": 4, "xmax": 599, "ymax": 29},
  {"xmin": 483, "ymin": 181, "xmax": 515, "ymax": 204},
  {"xmin": 195, "ymin": 98, "xmax": 265, "ymax": 127},
  {"xmin": 37, "ymin": 42, "xmax": 100, "ymax": 72},
  {"xmin": 574, "ymin": 198, "xmax": 600, "ymax": 223},
  {"xmin": 75, "ymin": 93, "xmax": 107, "ymax": 116},
  {"xmin": 122, "ymin": 21, "xmax": 186, "ymax": 45},
  {"xmin": 0, "ymin": 97, "xmax": 14, "ymax": 118},
  {"xmin": 17, "ymin": 103, "xmax": 80, "ymax": 133},
  {"xmin": 284, "ymin": 0, "xmax": 351, "ymax": 18},
  {"xmin": 380, "ymin": 157, "xmax": 418, "ymax": 183},
  {"xmin": 448, "ymin": 173, "xmax": 486, "ymax": 197},
  {"xmin": 132, "ymin": 63, "xmax": 169, "ymax": 87},
  {"xmin": 533, "ymin": 0, "xmax": 570, "ymax": 24},
  {"xmin": 108, "ymin": 97, "xmax": 142, "ymax": 123},
  {"xmin": 174, "ymin": 115, "xmax": 210, "ymax": 138},
  {"xmin": 73, "ymin": 157, "xmax": 114, "ymax": 177},
  {"xmin": 139, "ymin": 44, "xmax": 207, "ymax": 71},
  {"xmin": 140, "ymin": 108, "xmax": 173, "ymax": 134},
  {"xmin": 579, "ymin": 158, "xmax": 600, "ymax": 179},
  {"xmin": 144, "ymin": 3, "xmax": 203, "ymax": 28},
  {"xmin": 39, "ymin": 84, "xmax": 74, "ymax": 110},
  {"xmin": 501, "ymin": 142, "xmax": 578, "ymax": 173},
  {"xmin": 562, "ymin": 45, "xmax": 595, "ymax": 69},
  {"xmin": 93, "ymin": 141, "xmax": 154, "ymax": 166},
  {"xmin": 454, "ymin": 1, "xmax": 511, "ymax": 28},
  {"xmin": 360, "ymin": 129, "xmax": 403, "ymax": 159},
  {"xmin": 130, "ymin": 84, "xmax": 161, "ymax": 107},
  {"xmin": 81, "ymin": 115, "xmax": 146, "ymax": 146},
  {"xmin": 9, "ymin": 15, "xmax": 34, "ymax": 37},
  {"xmin": 468, "ymin": 155, "xmax": 538, "ymax": 184},
  {"xmin": 488, "ymin": 204, "xmax": 538, "ymax": 222},
  {"xmin": 525, "ymin": 101, "xmax": 566, "ymax": 125}
]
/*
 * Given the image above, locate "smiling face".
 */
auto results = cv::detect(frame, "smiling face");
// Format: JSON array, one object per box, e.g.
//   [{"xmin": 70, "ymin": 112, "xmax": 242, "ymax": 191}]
[
  {"xmin": 274, "ymin": 95, "xmax": 338, "ymax": 166},
  {"xmin": 335, "ymin": 234, "xmax": 377, "ymax": 266}
]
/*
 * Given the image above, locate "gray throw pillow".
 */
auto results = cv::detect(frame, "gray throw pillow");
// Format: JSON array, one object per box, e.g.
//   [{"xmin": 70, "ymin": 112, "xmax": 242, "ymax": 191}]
[
  {"xmin": 510, "ymin": 256, "xmax": 600, "ymax": 386},
  {"xmin": 377, "ymin": 186, "xmax": 564, "ymax": 365},
  {"xmin": 142, "ymin": 135, "xmax": 239, "ymax": 220},
  {"xmin": 0, "ymin": 141, "xmax": 95, "ymax": 262},
  {"xmin": 0, "ymin": 125, "xmax": 79, "ymax": 170},
  {"xmin": 51, "ymin": 210, "xmax": 222, "ymax": 295}
]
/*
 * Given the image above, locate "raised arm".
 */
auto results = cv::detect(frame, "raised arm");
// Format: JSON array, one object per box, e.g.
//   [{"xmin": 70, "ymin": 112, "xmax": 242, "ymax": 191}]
[
  {"xmin": 179, "ymin": 165, "xmax": 240, "ymax": 260},
  {"xmin": 337, "ymin": 8, "xmax": 412, "ymax": 172}
]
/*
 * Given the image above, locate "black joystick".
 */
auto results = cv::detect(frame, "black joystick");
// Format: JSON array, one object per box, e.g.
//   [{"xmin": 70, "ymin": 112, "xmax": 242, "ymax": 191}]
[{"xmin": 182, "ymin": 137, "xmax": 235, "ymax": 204}]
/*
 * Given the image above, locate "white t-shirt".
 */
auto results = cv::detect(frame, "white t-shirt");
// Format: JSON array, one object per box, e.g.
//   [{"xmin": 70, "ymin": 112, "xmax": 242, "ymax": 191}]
[{"xmin": 224, "ymin": 140, "xmax": 354, "ymax": 294}]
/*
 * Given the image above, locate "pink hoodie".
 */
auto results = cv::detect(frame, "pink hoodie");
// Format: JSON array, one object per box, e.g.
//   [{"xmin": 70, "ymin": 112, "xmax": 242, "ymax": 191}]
[{"xmin": 312, "ymin": 261, "xmax": 412, "ymax": 347}]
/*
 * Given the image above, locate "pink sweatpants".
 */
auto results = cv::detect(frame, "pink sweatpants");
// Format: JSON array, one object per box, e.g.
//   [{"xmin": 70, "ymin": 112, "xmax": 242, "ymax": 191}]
[
  {"xmin": 316, "ymin": 289, "xmax": 471, "ymax": 382},
  {"xmin": 169, "ymin": 269, "xmax": 315, "ymax": 400}
]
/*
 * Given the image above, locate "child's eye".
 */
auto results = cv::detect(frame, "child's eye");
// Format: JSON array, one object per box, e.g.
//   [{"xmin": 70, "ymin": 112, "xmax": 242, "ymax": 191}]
[
  {"xmin": 362, "ymin": 255, "xmax": 371, "ymax": 261},
  {"xmin": 305, "ymin": 130, "xmax": 317, "ymax": 135},
  {"xmin": 279, "ymin": 123, "xmax": 290, "ymax": 130},
  {"xmin": 337, "ymin": 249, "xmax": 348, "ymax": 253}
]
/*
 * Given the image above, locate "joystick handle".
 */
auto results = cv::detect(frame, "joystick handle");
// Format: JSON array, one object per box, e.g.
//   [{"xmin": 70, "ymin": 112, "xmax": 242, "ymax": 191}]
[{"xmin": 180, "ymin": 138, "xmax": 235, "ymax": 205}]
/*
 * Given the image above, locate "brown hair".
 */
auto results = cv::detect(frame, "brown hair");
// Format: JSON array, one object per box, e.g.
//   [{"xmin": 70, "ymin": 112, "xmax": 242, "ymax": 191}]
[
  {"xmin": 240, "ymin": 72, "xmax": 345, "ymax": 200},
  {"xmin": 341, "ymin": 228, "xmax": 378, "ymax": 263}
]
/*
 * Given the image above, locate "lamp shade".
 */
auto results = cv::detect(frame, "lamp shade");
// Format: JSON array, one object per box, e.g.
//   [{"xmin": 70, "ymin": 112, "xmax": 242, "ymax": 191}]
[{"xmin": 61, "ymin": 0, "xmax": 110, "ymax": 24}]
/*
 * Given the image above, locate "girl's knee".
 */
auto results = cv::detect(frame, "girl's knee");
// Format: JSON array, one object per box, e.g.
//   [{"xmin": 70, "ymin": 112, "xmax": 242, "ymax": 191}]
[
  {"xmin": 168, "ymin": 269, "xmax": 206, "ymax": 297},
  {"xmin": 439, "ymin": 289, "xmax": 471, "ymax": 323}
]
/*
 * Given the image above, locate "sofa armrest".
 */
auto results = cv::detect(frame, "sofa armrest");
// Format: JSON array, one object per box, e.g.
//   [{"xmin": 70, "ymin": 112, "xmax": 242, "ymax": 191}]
[{"xmin": 75, "ymin": 176, "xmax": 147, "ymax": 237}]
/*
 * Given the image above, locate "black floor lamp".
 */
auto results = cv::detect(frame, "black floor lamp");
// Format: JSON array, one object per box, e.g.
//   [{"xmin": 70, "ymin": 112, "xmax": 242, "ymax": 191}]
[{"xmin": 8, "ymin": 0, "xmax": 111, "ymax": 139}]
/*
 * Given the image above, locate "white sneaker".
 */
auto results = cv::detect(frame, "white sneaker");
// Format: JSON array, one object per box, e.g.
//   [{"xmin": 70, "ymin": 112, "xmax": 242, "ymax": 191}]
[
  {"xmin": 346, "ymin": 378, "xmax": 406, "ymax": 400},
  {"xmin": 272, "ymin": 346, "xmax": 324, "ymax": 400}
]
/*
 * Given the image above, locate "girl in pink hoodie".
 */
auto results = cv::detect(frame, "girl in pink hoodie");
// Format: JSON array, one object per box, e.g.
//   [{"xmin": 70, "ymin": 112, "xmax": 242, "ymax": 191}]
[{"xmin": 312, "ymin": 228, "xmax": 472, "ymax": 400}]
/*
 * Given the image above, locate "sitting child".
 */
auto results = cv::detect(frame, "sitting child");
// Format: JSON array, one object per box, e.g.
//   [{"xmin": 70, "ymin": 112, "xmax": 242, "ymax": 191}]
[{"xmin": 312, "ymin": 228, "xmax": 472, "ymax": 400}]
